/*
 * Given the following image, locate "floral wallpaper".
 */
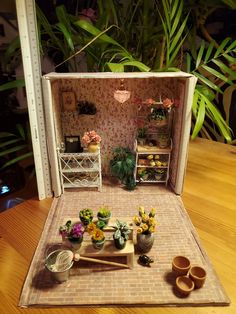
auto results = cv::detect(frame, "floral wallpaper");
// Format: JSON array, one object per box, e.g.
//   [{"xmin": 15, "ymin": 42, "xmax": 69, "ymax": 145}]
[{"xmin": 51, "ymin": 77, "xmax": 183, "ymax": 176}]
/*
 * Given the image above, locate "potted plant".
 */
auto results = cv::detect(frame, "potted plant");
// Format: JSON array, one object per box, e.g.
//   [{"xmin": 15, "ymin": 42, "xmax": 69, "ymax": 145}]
[
  {"xmin": 109, "ymin": 147, "xmax": 136, "ymax": 190},
  {"xmin": 59, "ymin": 220, "xmax": 84, "ymax": 250},
  {"xmin": 97, "ymin": 206, "xmax": 112, "ymax": 226},
  {"xmin": 137, "ymin": 127, "xmax": 147, "ymax": 145},
  {"xmin": 112, "ymin": 220, "xmax": 131, "ymax": 250},
  {"xmin": 154, "ymin": 169, "xmax": 165, "ymax": 181},
  {"xmin": 133, "ymin": 206, "xmax": 157, "ymax": 253},
  {"xmin": 81, "ymin": 130, "xmax": 101, "ymax": 153},
  {"xmin": 87, "ymin": 222, "xmax": 105, "ymax": 250},
  {"xmin": 158, "ymin": 134, "xmax": 170, "ymax": 148},
  {"xmin": 79, "ymin": 208, "xmax": 94, "ymax": 225}
]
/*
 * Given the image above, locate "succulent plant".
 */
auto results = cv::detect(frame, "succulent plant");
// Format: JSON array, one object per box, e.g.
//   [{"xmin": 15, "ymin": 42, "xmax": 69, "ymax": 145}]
[
  {"xmin": 112, "ymin": 220, "xmax": 131, "ymax": 249},
  {"xmin": 97, "ymin": 206, "xmax": 111, "ymax": 218},
  {"xmin": 79, "ymin": 208, "xmax": 94, "ymax": 225}
]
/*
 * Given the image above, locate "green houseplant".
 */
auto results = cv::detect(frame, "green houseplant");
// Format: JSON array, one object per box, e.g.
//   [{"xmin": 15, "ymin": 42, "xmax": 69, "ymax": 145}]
[
  {"xmin": 112, "ymin": 220, "xmax": 131, "ymax": 250},
  {"xmin": 2, "ymin": 1, "xmax": 236, "ymax": 143},
  {"xmin": 109, "ymin": 147, "xmax": 136, "ymax": 190}
]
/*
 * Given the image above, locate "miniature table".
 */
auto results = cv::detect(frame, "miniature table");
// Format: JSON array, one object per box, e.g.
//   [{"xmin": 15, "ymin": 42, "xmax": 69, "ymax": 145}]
[{"xmin": 63, "ymin": 217, "xmax": 135, "ymax": 269}]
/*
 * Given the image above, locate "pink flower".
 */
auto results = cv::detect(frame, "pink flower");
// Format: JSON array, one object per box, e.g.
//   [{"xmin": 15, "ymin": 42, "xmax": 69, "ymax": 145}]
[
  {"xmin": 143, "ymin": 98, "xmax": 156, "ymax": 105},
  {"xmin": 162, "ymin": 98, "xmax": 174, "ymax": 108},
  {"xmin": 82, "ymin": 130, "xmax": 101, "ymax": 145}
]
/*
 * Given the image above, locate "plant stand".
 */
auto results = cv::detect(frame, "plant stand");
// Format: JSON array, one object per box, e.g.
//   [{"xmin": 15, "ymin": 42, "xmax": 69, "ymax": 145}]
[
  {"xmin": 58, "ymin": 148, "xmax": 102, "ymax": 191},
  {"xmin": 134, "ymin": 140, "xmax": 172, "ymax": 185}
]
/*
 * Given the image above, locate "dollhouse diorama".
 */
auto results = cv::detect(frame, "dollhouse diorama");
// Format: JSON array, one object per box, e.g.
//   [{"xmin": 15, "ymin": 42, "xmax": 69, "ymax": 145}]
[
  {"xmin": 19, "ymin": 72, "xmax": 230, "ymax": 307},
  {"xmin": 42, "ymin": 72, "xmax": 197, "ymax": 197}
]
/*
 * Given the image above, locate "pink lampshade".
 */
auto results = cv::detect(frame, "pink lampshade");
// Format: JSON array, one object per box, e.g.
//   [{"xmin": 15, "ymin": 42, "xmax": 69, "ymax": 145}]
[
  {"xmin": 113, "ymin": 79, "xmax": 131, "ymax": 103},
  {"xmin": 114, "ymin": 90, "xmax": 131, "ymax": 103}
]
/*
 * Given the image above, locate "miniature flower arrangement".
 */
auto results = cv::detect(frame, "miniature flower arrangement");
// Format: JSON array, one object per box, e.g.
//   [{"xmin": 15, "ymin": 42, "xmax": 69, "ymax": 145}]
[
  {"xmin": 82, "ymin": 130, "xmax": 101, "ymax": 145},
  {"xmin": 87, "ymin": 222, "xmax": 105, "ymax": 249},
  {"xmin": 133, "ymin": 206, "xmax": 157, "ymax": 253},
  {"xmin": 133, "ymin": 206, "xmax": 157, "ymax": 235},
  {"xmin": 79, "ymin": 208, "xmax": 94, "ymax": 225},
  {"xmin": 59, "ymin": 220, "xmax": 84, "ymax": 245},
  {"xmin": 142, "ymin": 97, "xmax": 174, "ymax": 109}
]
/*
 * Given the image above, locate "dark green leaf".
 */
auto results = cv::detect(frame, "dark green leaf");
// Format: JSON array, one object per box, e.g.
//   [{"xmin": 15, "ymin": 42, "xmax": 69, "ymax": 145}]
[
  {"xmin": 204, "ymin": 41, "xmax": 215, "ymax": 63},
  {"xmin": 0, "ymin": 79, "xmax": 25, "ymax": 91}
]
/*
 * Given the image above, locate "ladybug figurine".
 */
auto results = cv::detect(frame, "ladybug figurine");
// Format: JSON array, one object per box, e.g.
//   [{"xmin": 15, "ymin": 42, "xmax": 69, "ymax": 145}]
[{"xmin": 138, "ymin": 255, "xmax": 154, "ymax": 267}]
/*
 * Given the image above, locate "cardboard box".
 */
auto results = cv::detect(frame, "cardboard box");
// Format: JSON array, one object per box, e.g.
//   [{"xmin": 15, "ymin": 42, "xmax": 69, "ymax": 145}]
[{"xmin": 42, "ymin": 72, "xmax": 197, "ymax": 198}]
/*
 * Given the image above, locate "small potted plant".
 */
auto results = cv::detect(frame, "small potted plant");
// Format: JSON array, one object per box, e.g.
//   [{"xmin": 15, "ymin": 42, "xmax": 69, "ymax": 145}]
[
  {"xmin": 112, "ymin": 220, "xmax": 131, "ymax": 250},
  {"xmin": 158, "ymin": 133, "xmax": 170, "ymax": 148},
  {"xmin": 59, "ymin": 220, "xmax": 84, "ymax": 250},
  {"xmin": 87, "ymin": 222, "xmax": 105, "ymax": 250},
  {"xmin": 79, "ymin": 208, "xmax": 94, "ymax": 225},
  {"xmin": 142, "ymin": 97, "xmax": 174, "ymax": 128},
  {"xmin": 81, "ymin": 130, "xmax": 101, "ymax": 153},
  {"xmin": 137, "ymin": 127, "xmax": 147, "ymax": 145},
  {"xmin": 155, "ymin": 169, "xmax": 165, "ymax": 181},
  {"xmin": 133, "ymin": 206, "xmax": 157, "ymax": 253},
  {"xmin": 97, "ymin": 206, "xmax": 112, "ymax": 226}
]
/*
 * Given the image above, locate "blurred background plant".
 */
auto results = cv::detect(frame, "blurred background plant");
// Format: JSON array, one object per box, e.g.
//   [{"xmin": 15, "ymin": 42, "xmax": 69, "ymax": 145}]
[{"xmin": 1, "ymin": 0, "xmax": 236, "ymax": 144}]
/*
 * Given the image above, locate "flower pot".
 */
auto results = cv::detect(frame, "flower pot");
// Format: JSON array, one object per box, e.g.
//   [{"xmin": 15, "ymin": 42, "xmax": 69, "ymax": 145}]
[
  {"xmin": 79, "ymin": 216, "xmax": 93, "ymax": 226},
  {"xmin": 87, "ymin": 142, "xmax": 99, "ymax": 153},
  {"xmin": 158, "ymin": 138, "xmax": 169, "ymax": 148},
  {"xmin": 97, "ymin": 213, "xmax": 111, "ymax": 226},
  {"xmin": 137, "ymin": 138, "xmax": 146, "ymax": 146},
  {"xmin": 92, "ymin": 238, "xmax": 105, "ymax": 250},
  {"xmin": 136, "ymin": 233, "xmax": 154, "ymax": 253},
  {"xmin": 114, "ymin": 238, "xmax": 126, "ymax": 250},
  {"xmin": 64, "ymin": 236, "xmax": 83, "ymax": 252}
]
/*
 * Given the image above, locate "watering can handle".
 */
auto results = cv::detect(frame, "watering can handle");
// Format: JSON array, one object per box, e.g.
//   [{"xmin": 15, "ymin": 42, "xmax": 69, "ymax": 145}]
[{"xmin": 74, "ymin": 253, "xmax": 129, "ymax": 268}]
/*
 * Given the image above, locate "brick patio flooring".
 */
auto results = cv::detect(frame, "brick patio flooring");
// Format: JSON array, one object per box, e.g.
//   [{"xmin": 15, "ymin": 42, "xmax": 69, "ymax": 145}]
[{"xmin": 19, "ymin": 183, "xmax": 230, "ymax": 307}]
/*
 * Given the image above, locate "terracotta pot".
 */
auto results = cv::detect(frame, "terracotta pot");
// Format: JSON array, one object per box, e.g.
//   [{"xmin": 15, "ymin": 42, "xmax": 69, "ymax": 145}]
[
  {"xmin": 189, "ymin": 266, "xmax": 207, "ymax": 288},
  {"xmin": 136, "ymin": 233, "xmax": 154, "ymax": 253},
  {"xmin": 88, "ymin": 142, "xmax": 99, "ymax": 153},
  {"xmin": 172, "ymin": 255, "xmax": 191, "ymax": 276},
  {"xmin": 175, "ymin": 276, "xmax": 194, "ymax": 296}
]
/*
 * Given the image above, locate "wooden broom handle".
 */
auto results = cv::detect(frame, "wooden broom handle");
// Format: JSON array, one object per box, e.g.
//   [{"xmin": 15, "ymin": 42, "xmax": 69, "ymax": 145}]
[{"xmin": 74, "ymin": 254, "xmax": 129, "ymax": 268}]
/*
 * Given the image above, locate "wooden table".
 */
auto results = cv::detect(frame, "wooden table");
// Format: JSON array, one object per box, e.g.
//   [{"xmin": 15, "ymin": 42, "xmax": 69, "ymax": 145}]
[{"xmin": 0, "ymin": 138, "xmax": 236, "ymax": 313}]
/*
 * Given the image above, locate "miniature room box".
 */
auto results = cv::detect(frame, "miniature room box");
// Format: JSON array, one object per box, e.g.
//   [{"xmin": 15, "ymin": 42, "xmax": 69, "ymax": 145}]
[{"xmin": 41, "ymin": 72, "xmax": 197, "ymax": 198}]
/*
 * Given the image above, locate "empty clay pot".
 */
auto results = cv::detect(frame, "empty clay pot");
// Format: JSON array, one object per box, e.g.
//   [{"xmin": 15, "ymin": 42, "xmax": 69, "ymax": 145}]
[
  {"xmin": 172, "ymin": 256, "xmax": 191, "ymax": 275},
  {"xmin": 176, "ymin": 276, "xmax": 195, "ymax": 296},
  {"xmin": 189, "ymin": 266, "xmax": 207, "ymax": 288}
]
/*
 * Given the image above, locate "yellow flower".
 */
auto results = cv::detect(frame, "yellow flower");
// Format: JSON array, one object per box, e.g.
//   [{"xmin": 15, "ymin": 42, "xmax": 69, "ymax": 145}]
[
  {"xmin": 86, "ymin": 222, "xmax": 97, "ymax": 235},
  {"xmin": 133, "ymin": 215, "xmax": 141, "ymax": 225},
  {"xmin": 149, "ymin": 217, "xmax": 157, "ymax": 226},
  {"xmin": 149, "ymin": 225, "xmax": 155, "ymax": 233},
  {"xmin": 142, "ymin": 223, "xmax": 148, "ymax": 232},
  {"xmin": 149, "ymin": 207, "xmax": 156, "ymax": 217},
  {"xmin": 92, "ymin": 228, "xmax": 104, "ymax": 241},
  {"xmin": 137, "ymin": 227, "xmax": 143, "ymax": 234},
  {"xmin": 138, "ymin": 206, "xmax": 145, "ymax": 216},
  {"xmin": 141, "ymin": 213, "xmax": 149, "ymax": 223}
]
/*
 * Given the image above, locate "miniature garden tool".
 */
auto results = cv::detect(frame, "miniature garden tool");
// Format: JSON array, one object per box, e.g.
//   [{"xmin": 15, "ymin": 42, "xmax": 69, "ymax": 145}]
[{"xmin": 55, "ymin": 250, "xmax": 129, "ymax": 269}]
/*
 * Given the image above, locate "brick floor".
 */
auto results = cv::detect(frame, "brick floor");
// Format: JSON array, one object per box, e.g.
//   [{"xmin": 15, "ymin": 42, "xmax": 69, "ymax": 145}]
[{"xmin": 19, "ymin": 183, "xmax": 230, "ymax": 307}]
